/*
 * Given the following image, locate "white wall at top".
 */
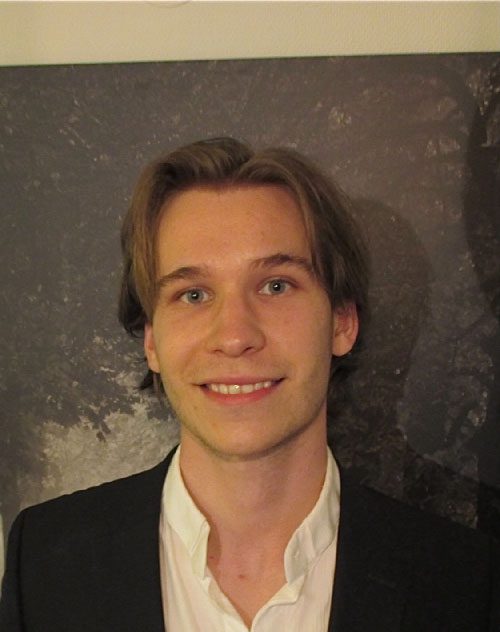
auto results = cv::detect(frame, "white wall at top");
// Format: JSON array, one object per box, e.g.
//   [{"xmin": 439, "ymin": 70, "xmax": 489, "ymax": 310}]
[{"xmin": 0, "ymin": 1, "xmax": 499, "ymax": 67}]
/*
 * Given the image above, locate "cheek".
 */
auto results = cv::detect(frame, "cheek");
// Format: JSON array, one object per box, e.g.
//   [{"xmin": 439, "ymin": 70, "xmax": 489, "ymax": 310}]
[
  {"xmin": 284, "ymin": 320, "xmax": 333, "ymax": 378},
  {"xmin": 153, "ymin": 322, "xmax": 197, "ymax": 380},
  {"xmin": 291, "ymin": 306, "xmax": 333, "ymax": 348},
  {"xmin": 271, "ymin": 316, "xmax": 297, "ymax": 343}
]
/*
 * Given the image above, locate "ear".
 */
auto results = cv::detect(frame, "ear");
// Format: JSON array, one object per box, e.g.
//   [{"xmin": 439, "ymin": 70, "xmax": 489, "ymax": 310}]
[
  {"xmin": 144, "ymin": 323, "xmax": 161, "ymax": 373},
  {"xmin": 332, "ymin": 303, "xmax": 359, "ymax": 357}
]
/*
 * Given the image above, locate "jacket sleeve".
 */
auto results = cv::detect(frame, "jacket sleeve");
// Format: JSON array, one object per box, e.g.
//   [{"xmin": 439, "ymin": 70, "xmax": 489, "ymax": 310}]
[{"xmin": 0, "ymin": 511, "xmax": 26, "ymax": 632}]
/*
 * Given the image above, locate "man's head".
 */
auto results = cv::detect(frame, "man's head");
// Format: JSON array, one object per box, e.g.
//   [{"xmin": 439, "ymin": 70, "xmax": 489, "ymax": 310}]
[{"xmin": 119, "ymin": 137, "xmax": 369, "ymax": 409}]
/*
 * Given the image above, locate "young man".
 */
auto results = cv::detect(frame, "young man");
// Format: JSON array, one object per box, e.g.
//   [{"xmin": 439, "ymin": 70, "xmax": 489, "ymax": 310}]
[{"xmin": 1, "ymin": 138, "xmax": 498, "ymax": 631}]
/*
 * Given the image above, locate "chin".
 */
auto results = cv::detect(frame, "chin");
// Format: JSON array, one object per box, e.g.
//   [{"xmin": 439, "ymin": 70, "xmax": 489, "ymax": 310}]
[{"xmin": 188, "ymin": 424, "xmax": 314, "ymax": 463}]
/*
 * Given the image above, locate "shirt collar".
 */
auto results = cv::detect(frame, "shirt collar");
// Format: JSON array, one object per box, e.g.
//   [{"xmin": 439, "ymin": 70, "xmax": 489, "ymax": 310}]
[
  {"xmin": 163, "ymin": 445, "xmax": 340, "ymax": 585},
  {"xmin": 163, "ymin": 446, "xmax": 210, "ymax": 578},
  {"xmin": 284, "ymin": 449, "xmax": 340, "ymax": 583}
]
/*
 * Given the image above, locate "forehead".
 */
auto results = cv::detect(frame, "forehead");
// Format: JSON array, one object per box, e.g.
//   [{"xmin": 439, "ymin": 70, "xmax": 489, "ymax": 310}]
[{"xmin": 155, "ymin": 185, "xmax": 312, "ymax": 270}]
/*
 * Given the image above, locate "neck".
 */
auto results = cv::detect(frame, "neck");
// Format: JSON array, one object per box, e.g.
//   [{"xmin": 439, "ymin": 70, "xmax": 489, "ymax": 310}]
[
  {"xmin": 179, "ymin": 427, "xmax": 328, "ymax": 547},
  {"xmin": 178, "ymin": 426, "xmax": 328, "ymax": 627}
]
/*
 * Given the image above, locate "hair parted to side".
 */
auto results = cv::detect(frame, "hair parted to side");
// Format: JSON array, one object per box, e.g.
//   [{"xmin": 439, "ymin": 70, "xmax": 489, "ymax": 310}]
[{"xmin": 118, "ymin": 137, "xmax": 370, "ymax": 401}]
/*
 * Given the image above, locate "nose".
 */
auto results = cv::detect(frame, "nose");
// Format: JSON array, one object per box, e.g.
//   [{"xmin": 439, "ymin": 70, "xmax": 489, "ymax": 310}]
[{"xmin": 205, "ymin": 291, "xmax": 266, "ymax": 357}]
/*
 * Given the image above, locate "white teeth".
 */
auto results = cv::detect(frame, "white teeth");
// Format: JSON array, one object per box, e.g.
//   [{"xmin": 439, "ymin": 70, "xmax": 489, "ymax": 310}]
[{"xmin": 207, "ymin": 381, "xmax": 273, "ymax": 395}]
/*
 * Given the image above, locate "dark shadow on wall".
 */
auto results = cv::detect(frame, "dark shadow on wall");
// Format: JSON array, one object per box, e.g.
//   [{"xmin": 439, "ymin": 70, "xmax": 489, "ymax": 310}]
[
  {"xmin": 329, "ymin": 197, "xmax": 480, "ymax": 531},
  {"xmin": 464, "ymin": 59, "xmax": 500, "ymax": 540},
  {"xmin": 328, "ymin": 197, "xmax": 430, "ymax": 494}
]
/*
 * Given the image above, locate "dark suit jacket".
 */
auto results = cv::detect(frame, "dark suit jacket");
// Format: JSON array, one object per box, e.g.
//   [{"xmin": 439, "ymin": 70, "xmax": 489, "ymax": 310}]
[{"xmin": 1, "ymin": 449, "xmax": 499, "ymax": 631}]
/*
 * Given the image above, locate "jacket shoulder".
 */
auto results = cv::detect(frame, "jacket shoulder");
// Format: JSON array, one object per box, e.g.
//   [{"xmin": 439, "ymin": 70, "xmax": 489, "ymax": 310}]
[
  {"xmin": 341, "ymin": 470, "xmax": 495, "ymax": 565},
  {"xmin": 20, "ymin": 453, "xmax": 172, "ymax": 555},
  {"xmin": 0, "ymin": 454, "xmax": 174, "ymax": 632},
  {"xmin": 335, "ymin": 470, "xmax": 499, "ymax": 631}
]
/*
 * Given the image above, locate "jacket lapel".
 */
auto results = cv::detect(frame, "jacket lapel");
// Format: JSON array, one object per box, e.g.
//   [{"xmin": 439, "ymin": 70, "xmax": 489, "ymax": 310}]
[
  {"xmin": 97, "ymin": 451, "xmax": 174, "ymax": 632},
  {"xmin": 328, "ymin": 472, "xmax": 408, "ymax": 632}
]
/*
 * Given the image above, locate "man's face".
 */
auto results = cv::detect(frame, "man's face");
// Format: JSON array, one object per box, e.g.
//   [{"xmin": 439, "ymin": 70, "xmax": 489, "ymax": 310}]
[{"xmin": 144, "ymin": 185, "xmax": 357, "ymax": 461}]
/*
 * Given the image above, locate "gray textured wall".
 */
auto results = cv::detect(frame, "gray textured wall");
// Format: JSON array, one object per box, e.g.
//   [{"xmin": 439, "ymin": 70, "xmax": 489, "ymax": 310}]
[{"xmin": 1, "ymin": 54, "xmax": 499, "ymax": 561}]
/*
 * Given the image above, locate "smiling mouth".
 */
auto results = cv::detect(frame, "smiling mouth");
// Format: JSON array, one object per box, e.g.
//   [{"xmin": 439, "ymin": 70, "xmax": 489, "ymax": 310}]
[{"xmin": 205, "ymin": 380, "xmax": 279, "ymax": 395}]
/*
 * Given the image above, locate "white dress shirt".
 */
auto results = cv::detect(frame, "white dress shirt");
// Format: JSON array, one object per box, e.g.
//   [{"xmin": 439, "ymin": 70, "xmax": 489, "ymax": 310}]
[{"xmin": 159, "ymin": 447, "xmax": 340, "ymax": 632}]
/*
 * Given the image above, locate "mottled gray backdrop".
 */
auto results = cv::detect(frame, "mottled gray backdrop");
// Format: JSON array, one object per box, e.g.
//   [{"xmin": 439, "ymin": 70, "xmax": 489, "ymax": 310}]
[{"xmin": 1, "ymin": 55, "xmax": 499, "ymax": 569}]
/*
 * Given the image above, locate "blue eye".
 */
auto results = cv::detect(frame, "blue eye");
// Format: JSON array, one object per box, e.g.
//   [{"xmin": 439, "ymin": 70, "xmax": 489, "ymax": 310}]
[
  {"xmin": 261, "ymin": 279, "xmax": 290, "ymax": 295},
  {"xmin": 180, "ymin": 288, "xmax": 208, "ymax": 304}
]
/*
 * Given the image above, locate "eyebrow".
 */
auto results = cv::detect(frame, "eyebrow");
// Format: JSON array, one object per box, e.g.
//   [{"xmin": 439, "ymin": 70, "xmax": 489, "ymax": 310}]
[
  {"xmin": 156, "ymin": 266, "xmax": 209, "ymax": 291},
  {"xmin": 250, "ymin": 253, "xmax": 314, "ymax": 275},
  {"xmin": 156, "ymin": 252, "xmax": 314, "ymax": 290}
]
